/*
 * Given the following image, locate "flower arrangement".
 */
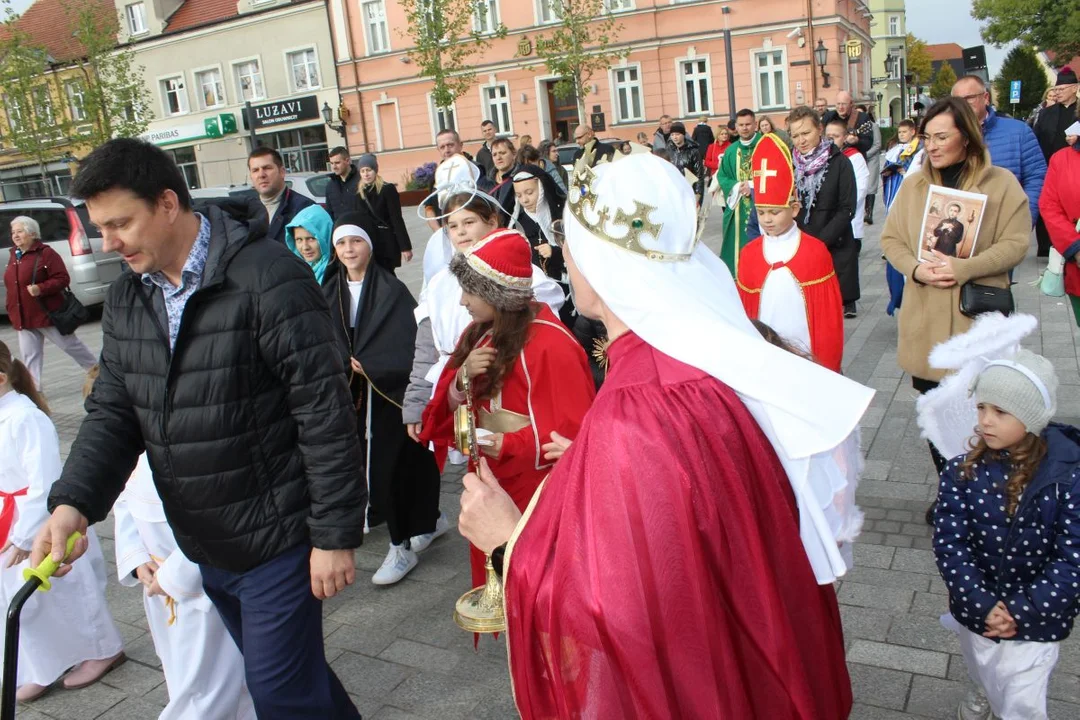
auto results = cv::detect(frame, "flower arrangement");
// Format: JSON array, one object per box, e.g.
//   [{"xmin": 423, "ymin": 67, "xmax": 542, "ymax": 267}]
[{"xmin": 405, "ymin": 162, "xmax": 437, "ymax": 191}]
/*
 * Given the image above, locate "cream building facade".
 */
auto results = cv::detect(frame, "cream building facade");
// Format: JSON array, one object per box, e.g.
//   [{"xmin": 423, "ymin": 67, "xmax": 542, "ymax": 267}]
[{"xmin": 868, "ymin": 0, "xmax": 906, "ymax": 126}]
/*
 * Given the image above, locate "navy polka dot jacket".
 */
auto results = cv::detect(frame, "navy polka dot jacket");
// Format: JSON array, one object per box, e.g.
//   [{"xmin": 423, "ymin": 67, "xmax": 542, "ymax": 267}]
[{"xmin": 933, "ymin": 423, "xmax": 1080, "ymax": 643}]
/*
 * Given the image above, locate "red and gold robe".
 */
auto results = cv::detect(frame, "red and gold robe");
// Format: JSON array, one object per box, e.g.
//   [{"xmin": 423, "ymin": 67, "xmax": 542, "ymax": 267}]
[
  {"xmin": 421, "ymin": 303, "xmax": 595, "ymax": 587},
  {"xmin": 503, "ymin": 332, "xmax": 852, "ymax": 719},
  {"xmin": 736, "ymin": 230, "xmax": 845, "ymax": 373}
]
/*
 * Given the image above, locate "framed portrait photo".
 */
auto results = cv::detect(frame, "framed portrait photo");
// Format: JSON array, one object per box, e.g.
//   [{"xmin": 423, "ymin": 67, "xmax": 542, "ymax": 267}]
[{"xmin": 917, "ymin": 185, "xmax": 988, "ymax": 262}]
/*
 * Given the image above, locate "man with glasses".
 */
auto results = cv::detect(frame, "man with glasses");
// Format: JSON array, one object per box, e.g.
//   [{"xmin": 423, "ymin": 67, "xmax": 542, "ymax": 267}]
[
  {"xmin": 571, "ymin": 125, "xmax": 615, "ymax": 167},
  {"xmin": 952, "ymin": 75, "xmax": 1045, "ymax": 232},
  {"xmin": 423, "ymin": 129, "xmax": 491, "ymax": 231},
  {"xmin": 1033, "ymin": 66, "xmax": 1078, "ymax": 255},
  {"xmin": 821, "ymin": 91, "xmax": 873, "ymax": 156}
]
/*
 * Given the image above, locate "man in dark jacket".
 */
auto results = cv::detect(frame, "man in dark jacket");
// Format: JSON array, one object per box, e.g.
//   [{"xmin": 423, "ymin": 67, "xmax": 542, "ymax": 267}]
[
  {"xmin": 324, "ymin": 146, "xmax": 361, "ymax": 222},
  {"xmin": 822, "ymin": 90, "xmax": 873, "ymax": 156},
  {"xmin": 248, "ymin": 146, "xmax": 315, "ymax": 243},
  {"xmin": 691, "ymin": 115, "xmax": 715, "ymax": 149},
  {"xmin": 32, "ymin": 139, "xmax": 364, "ymax": 719},
  {"xmin": 475, "ymin": 120, "xmax": 497, "ymax": 177},
  {"xmin": 667, "ymin": 122, "xmax": 706, "ymax": 204},
  {"xmin": 570, "ymin": 125, "xmax": 615, "ymax": 167}
]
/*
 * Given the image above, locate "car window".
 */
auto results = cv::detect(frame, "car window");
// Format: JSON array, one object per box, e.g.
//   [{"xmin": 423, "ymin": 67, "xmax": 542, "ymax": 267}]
[
  {"xmin": 558, "ymin": 146, "xmax": 578, "ymax": 166},
  {"xmin": 74, "ymin": 206, "xmax": 102, "ymax": 238},
  {"xmin": 0, "ymin": 208, "xmax": 72, "ymax": 249},
  {"xmin": 306, "ymin": 175, "xmax": 330, "ymax": 198}
]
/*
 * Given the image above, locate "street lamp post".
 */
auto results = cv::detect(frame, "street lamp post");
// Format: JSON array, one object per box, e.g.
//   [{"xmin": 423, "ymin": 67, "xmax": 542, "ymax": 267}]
[
  {"xmin": 322, "ymin": 101, "xmax": 349, "ymax": 139},
  {"xmin": 815, "ymin": 40, "xmax": 831, "ymax": 89}
]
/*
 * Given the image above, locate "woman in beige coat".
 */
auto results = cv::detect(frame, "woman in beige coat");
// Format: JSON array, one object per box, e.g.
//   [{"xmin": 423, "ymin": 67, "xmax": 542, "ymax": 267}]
[{"xmin": 880, "ymin": 97, "xmax": 1030, "ymax": 521}]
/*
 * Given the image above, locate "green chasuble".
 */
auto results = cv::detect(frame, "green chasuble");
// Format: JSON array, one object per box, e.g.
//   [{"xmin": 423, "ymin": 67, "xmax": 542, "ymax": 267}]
[{"xmin": 716, "ymin": 133, "xmax": 761, "ymax": 277}]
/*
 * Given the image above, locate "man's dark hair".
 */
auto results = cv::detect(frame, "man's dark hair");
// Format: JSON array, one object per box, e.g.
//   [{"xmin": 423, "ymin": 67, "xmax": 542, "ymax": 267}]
[
  {"xmin": 436, "ymin": 128, "xmax": 462, "ymax": 144},
  {"xmin": 914, "ymin": 101, "xmax": 925, "ymax": 111},
  {"xmin": 249, "ymin": 146, "xmax": 284, "ymax": 168},
  {"xmin": 825, "ymin": 117, "xmax": 849, "ymax": 131},
  {"xmin": 329, "ymin": 146, "xmax": 349, "ymax": 159},
  {"xmin": 480, "ymin": 120, "xmax": 495, "ymax": 129},
  {"xmin": 70, "ymin": 138, "xmax": 192, "ymax": 211},
  {"xmin": 736, "ymin": 108, "xmax": 756, "ymax": 120},
  {"xmin": 727, "ymin": 119, "xmax": 737, "ymax": 131},
  {"xmin": 787, "ymin": 105, "xmax": 823, "ymax": 129},
  {"xmin": 897, "ymin": 118, "xmax": 918, "ymax": 130}
]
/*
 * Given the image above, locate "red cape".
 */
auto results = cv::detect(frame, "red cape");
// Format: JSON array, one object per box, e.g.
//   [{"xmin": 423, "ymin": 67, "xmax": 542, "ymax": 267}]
[
  {"xmin": 504, "ymin": 333, "xmax": 851, "ymax": 719},
  {"xmin": 736, "ymin": 231, "xmax": 845, "ymax": 373},
  {"xmin": 420, "ymin": 304, "xmax": 595, "ymax": 586}
]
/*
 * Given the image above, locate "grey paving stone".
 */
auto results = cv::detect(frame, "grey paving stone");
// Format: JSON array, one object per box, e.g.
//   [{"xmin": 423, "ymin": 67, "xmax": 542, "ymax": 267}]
[
  {"xmin": 847, "ymin": 640, "xmax": 949, "ymax": 678},
  {"xmin": 886, "ymin": 614, "xmax": 961, "ymax": 654},
  {"xmin": 848, "ymin": 702, "xmax": 929, "ymax": 719},
  {"xmin": 387, "ymin": 672, "xmax": 490, "ymax": 720},
  {"xmin": 848, "ymin": 662, "xmax": 912, "ymax": 711},
  {"xmin": 905, "ymin": 675, "xmax": 965, "ymax": 719},
  {"xmin": 909, "ymin": 591, "xmax": 951, "ymax": 618},
  {"xmin": 891, "ymin": 548, "xmax": 939, "ymax": 575},
  {"xmin": 838, "ymin": 582, "xmax": 915, "ymax": 612},
  {"xmin": 1048, "ymin": 698, "xmax": 1080, "ymax": 719},
  {"xmin": 840, "ymin": 605, "xmax": 895, "ymax": 643},
  {"xmin": 853, "ymin": 543, "xmax": 896, "ymax": 569},
  {"xmin": 22, "ymin": 681, "xmax": 126, "ymax": 720},
  {"xmin": 330, "ymin": 651, "xmax": 414, "ymax": 700},
  {"xmin": 845, "ymin": 567, "xmax": 932, "ymax": 592},
  {"xmin": 884, "ymin": 534, "xmax": 915, "ymax": 548}
]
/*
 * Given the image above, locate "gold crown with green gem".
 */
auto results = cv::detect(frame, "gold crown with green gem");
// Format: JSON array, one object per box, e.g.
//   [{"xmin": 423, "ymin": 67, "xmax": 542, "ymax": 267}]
[{"xmin": 567, "ymin": 145, "xmax": 691, "ymax": 262}]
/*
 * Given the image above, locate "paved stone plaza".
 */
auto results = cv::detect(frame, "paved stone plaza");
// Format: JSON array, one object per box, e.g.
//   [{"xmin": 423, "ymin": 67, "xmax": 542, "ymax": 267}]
[{"xmin": 6, "ymin": 207, "xmax": 1080, "ymax": 720}]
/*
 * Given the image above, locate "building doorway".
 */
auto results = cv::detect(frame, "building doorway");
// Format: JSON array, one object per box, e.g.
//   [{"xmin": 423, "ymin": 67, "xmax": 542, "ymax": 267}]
[{"xmin": 545, "ymin": 80, "xmax": 579, "ymax": 145}]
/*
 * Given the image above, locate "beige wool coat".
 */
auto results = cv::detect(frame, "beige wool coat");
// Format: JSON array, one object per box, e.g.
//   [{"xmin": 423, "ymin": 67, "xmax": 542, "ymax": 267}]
[{"xmin": 880, "ymin": 163, "xmax": 1031, "ymax": 381}]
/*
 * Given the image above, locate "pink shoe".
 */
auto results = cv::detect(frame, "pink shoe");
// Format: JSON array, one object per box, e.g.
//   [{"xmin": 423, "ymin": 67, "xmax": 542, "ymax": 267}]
[
  {"xmin": 15, "ymin": 683, "xmax": 49, "ymax": 702},
  {"xmin": 61, "ymin": 652, "xmax": 126, "ymax": 690}
]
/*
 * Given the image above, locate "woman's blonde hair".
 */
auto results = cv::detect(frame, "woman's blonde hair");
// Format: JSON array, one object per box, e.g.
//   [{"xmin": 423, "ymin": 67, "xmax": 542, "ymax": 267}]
[
  {"xmin": 919, "ymin": 97, "xmax": 990, "ymax": 191},
  {"xmin": 357, "ymin": 175, "xmax": 385, "ymax": 199}
]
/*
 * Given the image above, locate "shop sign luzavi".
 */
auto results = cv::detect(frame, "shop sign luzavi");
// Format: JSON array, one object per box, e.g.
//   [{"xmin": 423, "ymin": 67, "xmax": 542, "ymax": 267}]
[{"xmin": 245, "ymin": 95, "xmax": 320, "ymax": 130}]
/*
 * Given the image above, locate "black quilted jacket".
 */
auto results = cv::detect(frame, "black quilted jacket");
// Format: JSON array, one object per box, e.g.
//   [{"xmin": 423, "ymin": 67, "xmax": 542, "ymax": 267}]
[{"xmin": 49, "ymin": 206, "xmax": 366, "ymax": 572}]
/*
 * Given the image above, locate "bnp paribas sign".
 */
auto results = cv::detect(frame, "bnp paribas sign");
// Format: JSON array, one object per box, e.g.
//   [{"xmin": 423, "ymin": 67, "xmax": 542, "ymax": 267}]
[{"xmin": 140, "ymin": 114, "xmax": 238, "ymax": 146}]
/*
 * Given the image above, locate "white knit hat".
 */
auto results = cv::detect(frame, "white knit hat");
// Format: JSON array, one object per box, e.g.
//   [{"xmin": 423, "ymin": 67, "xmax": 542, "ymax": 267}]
[{"xmin": 970, "ymin": 349, "xmax": 1058, "ymax": 435}]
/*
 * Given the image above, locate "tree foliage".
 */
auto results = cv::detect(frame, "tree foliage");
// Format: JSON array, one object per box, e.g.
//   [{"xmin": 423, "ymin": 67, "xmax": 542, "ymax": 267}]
[
  {"xmin": 534, "ymin": 0, "xmax": 626, "ymax": 125},
  {"xmin": 401, "ymin": 0, "xmax": 506, "ymax": 112},
  {"xmin": 973, "ymin": 0, "xmax": 1080, "ymax": 61},
  {"xmin": 64, "ymin": 0, "xmax": 153, "ymax": 147},
  {"xmin": 929, "ymin": 62, "xmax": 958, "ymax": 100},
  {"xmin": 994, "ymin": 45, "xmax": 1050, "ymax": 120},
  {"xmin": 905, "ymin": 33, "xmax": 934, "ymax": 87}
]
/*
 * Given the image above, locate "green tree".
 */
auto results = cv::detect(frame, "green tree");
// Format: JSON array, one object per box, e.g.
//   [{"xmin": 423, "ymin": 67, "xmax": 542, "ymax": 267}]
[
  {"xmin": 64, "ymin": 0, "xmax": 153, "ymax": 146},
  {"xmin": 401, "ymin": 0, "xmax": 506, "ymax": 115},
  {"xmin": 534, "ymin": 0, "xmax": 626, "ymax": 125},
  {"xmin": 993, "ymin": 45, "xmax": 1050, "ymax": 120},
  {"xmin": 973, "ymin": 0, "xmax": 1080, "ymax": 61},
  {"xmin": 905, "ymin": 33, "xmax": 934, "ymax": 88},
  {"xmin": 0, "ymin": 22, "xmax": 71, "ymax": 183},
  {"xmin": 929, "ymin": 62, "xmax": 958, "ymax": 99}
]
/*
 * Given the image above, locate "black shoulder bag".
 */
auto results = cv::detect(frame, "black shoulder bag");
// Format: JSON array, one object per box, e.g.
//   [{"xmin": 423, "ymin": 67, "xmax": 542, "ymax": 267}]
[
  {"xmin": 959, "ymin": 281, "xmax": 1014, "ymax": 318},
  {"xmin": 31, "ymin": 253, "xmax": 90, "ymax": 335}
]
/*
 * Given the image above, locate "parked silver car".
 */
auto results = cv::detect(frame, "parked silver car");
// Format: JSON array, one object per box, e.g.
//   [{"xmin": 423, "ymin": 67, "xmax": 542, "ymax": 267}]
[
  {"xmin": 192, "ymin": 173, "xmax": 330, "ymax": 207},
  {"xmin": 0, "ymin": 197, "xmax": 123, "ymax": 316}
]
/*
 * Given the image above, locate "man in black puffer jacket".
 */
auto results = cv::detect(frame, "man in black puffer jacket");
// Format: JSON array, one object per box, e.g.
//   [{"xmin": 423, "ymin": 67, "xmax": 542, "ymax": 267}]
[{"xmin": 32, "ymin": 139, "xmax": 364, "ymax": 719}]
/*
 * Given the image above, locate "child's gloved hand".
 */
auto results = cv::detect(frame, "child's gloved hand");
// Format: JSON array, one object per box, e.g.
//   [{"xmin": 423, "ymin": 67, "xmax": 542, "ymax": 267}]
[{"xmin": 983, "ymin": 601, "xmax": 1018, "ymax": 639}]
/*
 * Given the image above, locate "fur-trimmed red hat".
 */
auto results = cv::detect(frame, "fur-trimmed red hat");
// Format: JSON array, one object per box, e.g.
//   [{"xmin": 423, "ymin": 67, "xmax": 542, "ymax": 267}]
[{"xmin": 450, "ymin": 229, "xmax": 534, "ymax": 311}]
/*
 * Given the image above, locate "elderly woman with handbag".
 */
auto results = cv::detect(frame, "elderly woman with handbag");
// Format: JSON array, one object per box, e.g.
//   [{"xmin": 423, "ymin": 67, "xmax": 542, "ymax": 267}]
[
  {"xmin": 881, "ymin": 98, "xmax": 1030, "ymax": 522},
  {"xmin": 3, "ymin": 216, "xmax": 96, "ymax": 388}
]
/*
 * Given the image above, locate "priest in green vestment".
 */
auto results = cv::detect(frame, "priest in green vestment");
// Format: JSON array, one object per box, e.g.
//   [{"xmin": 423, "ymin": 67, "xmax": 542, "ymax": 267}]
[{"xmin": 717, "ymin": 109, "xmax": 762, "ymax": 276}]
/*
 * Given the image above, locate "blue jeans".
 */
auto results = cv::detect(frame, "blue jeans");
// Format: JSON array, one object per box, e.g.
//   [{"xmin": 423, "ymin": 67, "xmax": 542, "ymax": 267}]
[{"xmin": 200, "ymin": 544, "xmax": 360, "ymax": 719}]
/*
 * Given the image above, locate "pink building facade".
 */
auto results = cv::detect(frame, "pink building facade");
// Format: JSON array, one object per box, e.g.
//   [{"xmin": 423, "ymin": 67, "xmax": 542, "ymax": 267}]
[{"xmin": 326, "ymin": 0, "xmax": 875, "ymax": 185}]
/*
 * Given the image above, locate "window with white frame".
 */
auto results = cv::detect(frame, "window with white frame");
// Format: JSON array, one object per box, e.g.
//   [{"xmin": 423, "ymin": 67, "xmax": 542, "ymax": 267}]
[
  {"xmin": 612, "ymin": 66, "xmax": 643, "ymax": 122},
  {"xmin": 428, "ymin": 95, "xmax": 456, "ymax": 140},
  {"xmin": 362, "ymin": 0, "xmax": 390, "ymax": 54},
  {"xmin": 473, "ymin": 0, "xmax": 499, "ymax": 34},
  {"xmin": 538, "ymin": 0, "xmax": 561, "ymax": 24},
  {"xmin": 195, "ymin": 68, "xmax": 225, "ymax": 109},
  {"xmin": 234, "ymin": 60, "xmax": 266, "ymax": 102},
  {"xmin": 65, "ymin": 80, "xmax": 87, "ymax": 122},
  {"xmin": 4, "ymin": 96, "xmax": 22, "ymax": 132},
  {"xmin": 481, "ymin": 83, "xmax": 511, "ymax": 134},
  {"xmin": 888, "ymin": 15, "xmax": 899, "ymax": 36},
  {"xmin": 287, "ymin": 49, "xmax": 320, "ymax": 91},
  {"xmin": 32, "ymin": 86, "xmax": 54, "ymax": 126},
  {"xmin": 604, "ymin": 0, "xmax": 632, "ymax": 10},
  {"xmin": 754, "ymin": 49, "xmax": 787, "ymax": 110},
  {"xmin": 679, "ymin": 58, "xmax": 711, "ymax": 115},
  {"xmin": 160, "ymin": 75, "xmax": 189, "ymax": 116},
  {"xmin": 125, "ymin": 2, "xmax": 147, "ymax": 35}
]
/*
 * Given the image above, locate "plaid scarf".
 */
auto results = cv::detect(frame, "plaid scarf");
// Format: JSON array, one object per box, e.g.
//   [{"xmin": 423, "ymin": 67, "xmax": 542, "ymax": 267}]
[{"xmin": 794, "ymin": 138, "xmax": 833, "ymax": 223}]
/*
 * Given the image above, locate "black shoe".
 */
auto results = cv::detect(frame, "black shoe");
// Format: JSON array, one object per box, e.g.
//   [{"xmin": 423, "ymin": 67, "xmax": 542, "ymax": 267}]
[
  {"xmin": 864, "ymin": 214, "xmax": 873, "ymax": 225},
  {"xmin": 843, "ymin": 303, "xmax": 857, "ymax": 318},
  {"xmin": 925, "ymin": 501, "xmax": 937, "ymax": 525}
]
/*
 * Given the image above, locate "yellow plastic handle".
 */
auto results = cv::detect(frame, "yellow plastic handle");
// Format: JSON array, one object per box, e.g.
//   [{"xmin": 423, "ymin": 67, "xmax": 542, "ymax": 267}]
[{"xmin": 22, "ymin": 531, "xmax": 82, "ymax": 593}]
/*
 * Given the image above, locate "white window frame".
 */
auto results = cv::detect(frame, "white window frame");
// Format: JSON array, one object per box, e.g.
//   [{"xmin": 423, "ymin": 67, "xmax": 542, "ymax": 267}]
[
  {"xmin": 125, "ymin": 2, "xmax": 148, "ymax": 35},
  {"xmin": 193, "ymin": 65, "xmax": 226, "ymax": 110},
  {"xmin": 750, "ymin": 46, "xmax": 789, "ymax": 111},
  {"xmin": 609, "ymin": 63, "xmax": 645, "ymax": 123},
  {"xmin": 159, "ymin": 73, "xmax": 190, "ymax": 117},
  {"xmin": 426, "ymin": 92, "xmax": 458, "ymax": 143},
  {"xmin": 604, "ymin": 0, "xmax": 633, "ymax": 10},
  {"xmin": 536, "ymin": 0, "xmax": 560, "ymax": 25},
  {"xmin": 64, "ymin": 80, "xmax": 87, "ymax": 123},
  {"xmin": 4, "ymin": 95, "xmax": 22, "ymax": 132},
  {"xmin": 361, "ymin": 0, "xmax": 390, "ymax": 55},
  {"xmin": 473, "ymin": 0, "xmax": 499, "ymax": 34},
  {"xmin": 284, "ymin": 46, "xmax": 321, "ymax": 93},
  {"xmin": 676, "ymin": 55, "xmax": 712, "ymax": 116},
  {"xmin": 231, "ymin": 56, "xmax": 266, "ymax": 103},
  {"xmin": 32, "ymin": 86, "xmax": 54, "ymax": 126},
  {"xmin": 888, "ymin": 15, "xmax": 899, "ymax": 36},
  {"xmin": 478, "ymin": 81, "xmax": 513, "ymax": 135}
]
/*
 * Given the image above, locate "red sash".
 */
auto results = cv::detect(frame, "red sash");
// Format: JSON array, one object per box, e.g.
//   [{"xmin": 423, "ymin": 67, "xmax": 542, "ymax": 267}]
[{"xmin": 0, "ymin": 488, "xmax": 28, "ymax": 547}]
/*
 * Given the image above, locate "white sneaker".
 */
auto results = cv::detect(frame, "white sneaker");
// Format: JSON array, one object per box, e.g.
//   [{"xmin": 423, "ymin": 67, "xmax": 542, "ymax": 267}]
[
  {"xmin": 410, "ymin": 512, "xmax": 450, "ymax": 553},
  {"xmin": 957, "ymin": 687, "xmax": 992, "ymax": 720},
  {"xmin": 372, "ymin": 544, "xmax": 418, "ymax": 585}
]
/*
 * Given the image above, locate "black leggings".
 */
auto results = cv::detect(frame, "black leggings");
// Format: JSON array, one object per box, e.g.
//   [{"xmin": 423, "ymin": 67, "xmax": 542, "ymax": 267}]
[{"xmin": 912, "ymin": 376, "xmax": 948, "ymax": 475}]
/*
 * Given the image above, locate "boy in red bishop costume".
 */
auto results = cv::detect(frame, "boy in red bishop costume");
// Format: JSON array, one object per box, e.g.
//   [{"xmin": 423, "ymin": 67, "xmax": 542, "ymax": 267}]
[
  {"xmin": 736, "ymin": 133, "xmax": 845, "ymax": 373},
  {"xmin": 420, "ymin": 229, "xmax": 594, "ymax": 588}
]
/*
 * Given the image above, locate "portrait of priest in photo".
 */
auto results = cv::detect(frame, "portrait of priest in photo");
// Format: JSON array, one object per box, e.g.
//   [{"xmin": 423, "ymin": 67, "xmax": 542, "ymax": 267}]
[{"xmin": 926, "ymin": 202, "xmax": 965, "ymax": 257}]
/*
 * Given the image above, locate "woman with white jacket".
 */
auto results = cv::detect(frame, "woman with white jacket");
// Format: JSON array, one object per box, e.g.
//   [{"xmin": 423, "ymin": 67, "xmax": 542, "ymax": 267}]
[{"xmin": 0, "ymin": 342, "xmax": 124, "ymax": 701}]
